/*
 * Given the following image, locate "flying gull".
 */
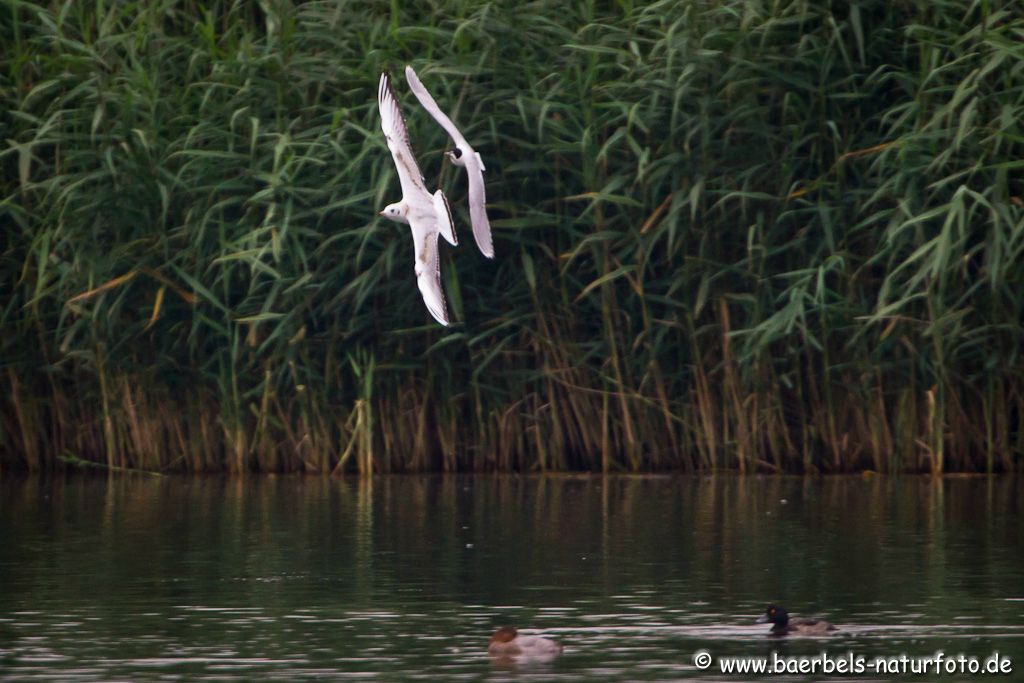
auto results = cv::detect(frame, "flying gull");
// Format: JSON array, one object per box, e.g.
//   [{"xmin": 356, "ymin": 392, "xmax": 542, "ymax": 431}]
[
  {"xmin": 377, "ymin": 71, "xmax": 458, "ymax": 326},
  {"xmin": 404, "ymin": 65, "xmax": 494, "ymax": 259}
]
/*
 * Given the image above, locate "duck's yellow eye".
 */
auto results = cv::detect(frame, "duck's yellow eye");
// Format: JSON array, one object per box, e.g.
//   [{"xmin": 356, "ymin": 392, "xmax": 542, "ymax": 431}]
[{"xmin": 770, "ymin": 608, "xmax": 776, "ymax": 615}]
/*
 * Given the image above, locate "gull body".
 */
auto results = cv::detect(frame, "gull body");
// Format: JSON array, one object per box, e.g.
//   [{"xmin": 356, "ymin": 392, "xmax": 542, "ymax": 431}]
[
  {"xmin": 404, "ymin": 65, "xmax": 494, "ymax": 259},
  {"xmin": 377, "ymin": 72, "xmax": 457, "ymax": 326}
]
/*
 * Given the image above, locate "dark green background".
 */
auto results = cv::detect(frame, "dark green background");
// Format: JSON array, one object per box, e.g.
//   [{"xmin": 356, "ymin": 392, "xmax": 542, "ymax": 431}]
[{"xmin": 3, "ymin": 1, "xmax": 1023, "ymax": 472}]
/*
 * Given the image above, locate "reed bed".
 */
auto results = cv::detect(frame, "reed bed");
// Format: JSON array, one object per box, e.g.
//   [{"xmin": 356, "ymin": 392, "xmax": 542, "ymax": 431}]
[{"xmin": 2, "ymin": 0, "xmax": 1023, "ymax": 473}]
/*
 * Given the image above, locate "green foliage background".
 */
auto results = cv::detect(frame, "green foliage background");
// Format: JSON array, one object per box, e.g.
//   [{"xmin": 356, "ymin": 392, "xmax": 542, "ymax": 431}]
[{"xmin": 2, "ymin": 0, "xmax": 1023, "ymax": 473}]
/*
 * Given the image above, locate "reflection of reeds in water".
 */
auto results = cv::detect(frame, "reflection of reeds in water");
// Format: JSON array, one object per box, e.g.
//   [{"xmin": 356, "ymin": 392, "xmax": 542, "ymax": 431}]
[
  {"xmin": 2, "ymin": 2, "xmax": 1023, "ymax": 473},
  {"xmin": 2, "ymin": 475, "xmax": 1020, "ymax": 620}
]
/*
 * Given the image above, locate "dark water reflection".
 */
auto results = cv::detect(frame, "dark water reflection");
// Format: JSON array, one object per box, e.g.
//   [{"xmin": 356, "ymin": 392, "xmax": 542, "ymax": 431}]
[{"xmin": 1, "ymin": 475, "xmax": 1022, "ymax": 680}]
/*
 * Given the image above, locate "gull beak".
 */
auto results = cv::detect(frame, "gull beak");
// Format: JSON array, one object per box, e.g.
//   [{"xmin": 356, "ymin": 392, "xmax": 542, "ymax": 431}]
[{"xmin": 378, "ymin": 210, "xmax": 386, "ymax": 216}]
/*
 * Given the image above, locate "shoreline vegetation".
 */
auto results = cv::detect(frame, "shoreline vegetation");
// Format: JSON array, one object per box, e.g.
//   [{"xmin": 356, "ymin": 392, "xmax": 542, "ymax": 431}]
[{"xmin": 2, "ymin": 1, "xmax": 1023, "ymax": 474}]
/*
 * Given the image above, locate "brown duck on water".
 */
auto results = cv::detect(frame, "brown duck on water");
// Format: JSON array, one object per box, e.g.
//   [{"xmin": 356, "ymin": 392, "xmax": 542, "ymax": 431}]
[
  {"xmin": 756, "ymin": 604, "xmax": 838, "ymax": 636},
  {"xmin": 487, "ymin": 626, "xmax": 564, "ymax": 660}
]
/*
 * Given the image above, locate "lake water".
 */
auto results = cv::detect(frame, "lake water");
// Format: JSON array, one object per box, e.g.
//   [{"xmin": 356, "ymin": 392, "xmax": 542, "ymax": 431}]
[{"xmin": 1, "ymin": 475, "xmax": 1022, "ymax": 681}]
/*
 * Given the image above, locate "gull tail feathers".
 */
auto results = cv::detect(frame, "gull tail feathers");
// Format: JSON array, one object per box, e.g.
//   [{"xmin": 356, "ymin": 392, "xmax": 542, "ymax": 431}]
[{"xmin": 433, "ymin": 189, "xmax": 458, "ymax": 247}]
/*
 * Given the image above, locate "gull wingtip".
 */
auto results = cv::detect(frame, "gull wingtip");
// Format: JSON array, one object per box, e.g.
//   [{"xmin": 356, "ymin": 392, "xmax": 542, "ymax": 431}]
[{"xmin": 405, "ymin": 64, "xmax": 423, "ymax": 89}]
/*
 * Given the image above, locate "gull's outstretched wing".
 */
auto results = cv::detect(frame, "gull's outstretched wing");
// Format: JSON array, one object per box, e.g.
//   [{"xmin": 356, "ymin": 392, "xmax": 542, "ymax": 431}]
[
  {"xmin": 404, "ymin": 65, "xmax": 469, "ymax": 148},
  {"xmin": 405, "ymin": 65, "xmax": 494, "ymax": 258},
  {"xmin": 464, "ymin": 153, "xmax": 493, "ymax": 257},
  {"xmin": 378, "ymin": 72, "xmax": 427, "ymax": 200},
  {"xmin": 411, "ymin": 222, "xmax": 449, "ymax": 326}
]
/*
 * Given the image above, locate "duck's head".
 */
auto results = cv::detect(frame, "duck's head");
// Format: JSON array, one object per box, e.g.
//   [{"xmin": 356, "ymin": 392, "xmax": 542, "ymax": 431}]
[
  {"xmin": 489, "ymin": 626, "xmax": 518, "ymax": 645},
  {"xmin": 756, "ymin": 604, "xmax": 789, "ymax": 626},
  {"xmin": 379, "ymin": 202, "xmax": 408, "ymax": 223}
]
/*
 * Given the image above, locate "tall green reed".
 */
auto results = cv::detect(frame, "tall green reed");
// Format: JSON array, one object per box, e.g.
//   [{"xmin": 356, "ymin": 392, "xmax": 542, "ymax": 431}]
[{"xmin": 2, "ymin": 0, "xmax": 1022, "ymax": 473}]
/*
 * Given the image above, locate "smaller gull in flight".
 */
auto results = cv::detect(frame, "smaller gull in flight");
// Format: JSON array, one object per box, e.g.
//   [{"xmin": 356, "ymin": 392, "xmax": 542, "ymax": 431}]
[
  {"xmin": 377, "ymin": 72, "xmax": 458, "ymax": 326},
  {"xmin": 405, "ymin": 65, "xmax": 494, "ymax": 259}
]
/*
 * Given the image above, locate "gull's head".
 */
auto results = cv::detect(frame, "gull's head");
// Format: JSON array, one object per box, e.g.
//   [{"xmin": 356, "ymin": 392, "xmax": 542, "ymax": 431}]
[
  {"xmin": 379, "ymin": 202, "xmax": 408, "ymax": 223},
  {"xmin": 446, "ymin": 147, "xmax": 466, "ymax": 168}
]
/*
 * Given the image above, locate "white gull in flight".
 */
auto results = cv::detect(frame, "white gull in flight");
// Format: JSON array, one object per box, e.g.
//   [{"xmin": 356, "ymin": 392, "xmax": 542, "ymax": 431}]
[
  {"xmin": 404, "ymin": 65, "xmax": 494, "ymax": 259},
  {"xmin": 377, "ymin": 72, "xmax": 458, "ymax": 326}
]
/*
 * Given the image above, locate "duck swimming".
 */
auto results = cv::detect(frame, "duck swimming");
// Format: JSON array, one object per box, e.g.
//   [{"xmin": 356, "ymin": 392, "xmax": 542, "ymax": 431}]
[
  {"xmin": 756, "ymin": 604, "xmax": 837, "ymax": 635},
  {"xmin": 487, "ymin": 626, "xmax": 563, "ymax": 660}
]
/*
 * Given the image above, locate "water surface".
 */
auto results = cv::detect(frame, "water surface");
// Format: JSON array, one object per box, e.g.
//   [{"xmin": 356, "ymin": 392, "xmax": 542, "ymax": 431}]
[{"xmin": 2, "ymin": 475, "xmax": 1022, "ymax": 680}]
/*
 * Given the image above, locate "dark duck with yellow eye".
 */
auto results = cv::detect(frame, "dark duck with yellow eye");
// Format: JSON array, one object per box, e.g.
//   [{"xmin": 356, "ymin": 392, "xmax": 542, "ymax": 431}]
[{"xmin": 757, "ymin": 604, "xmax": 837, "ymax": 635}]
